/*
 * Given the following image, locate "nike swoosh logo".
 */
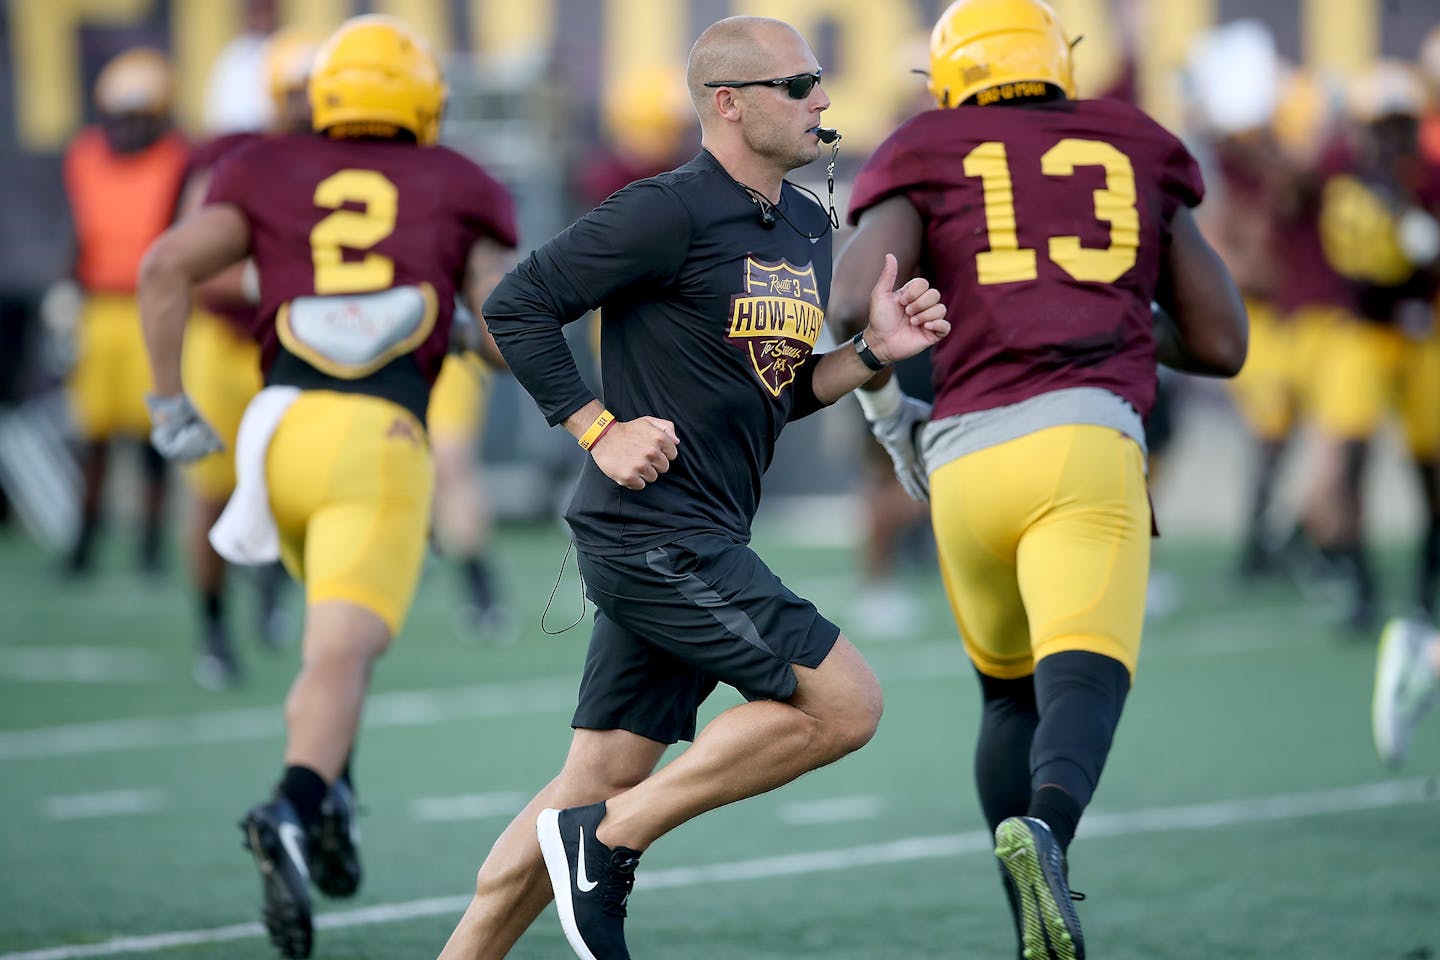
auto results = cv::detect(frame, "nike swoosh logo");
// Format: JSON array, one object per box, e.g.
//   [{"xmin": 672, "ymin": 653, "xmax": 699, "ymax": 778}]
[
  {"xmin": 278, "ymin": 820, "xmax": 311, "ymax": 881},
  {"xmin": 575, "ymin": 826, "xmax": 598, "ymax": 893}
]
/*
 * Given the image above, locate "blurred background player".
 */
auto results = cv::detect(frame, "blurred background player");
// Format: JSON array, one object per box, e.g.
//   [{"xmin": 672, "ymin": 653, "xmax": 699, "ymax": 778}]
[
  {"xmin": 1187, "ymin": 24, "xmax": 1292, "ymax": 579},
  {"xmin": 137, "ymin": 15, "xmax": 518, "ymax": 958},
  {"xmin": 428, "ymin": 306, "xmax": 512, "ymax": 641},
  {"xmin": 1372, "ymin": 615, "xmax": 1440, "ymax": 767},
  {"xmin": 832, "ymin": 1, "xmax": 1247, "ymax": 956},
  {"xmin": 1258, "ymin": 66, "xmax": 1360, "ymax": 591},
  {"xmin": 178, "ymin": 28, "xmax": 322, "ymax": 689},
  {"xmin": 1315, "ymin": 61, "xmax": 1440, "ymax": 629},
  {"xmin": 54, "ymin": 48, "xmax": 189, "ymax": 577},
  {"xmin": 573, "ymin": 62, "xmax": 697, "ymax": 211}
]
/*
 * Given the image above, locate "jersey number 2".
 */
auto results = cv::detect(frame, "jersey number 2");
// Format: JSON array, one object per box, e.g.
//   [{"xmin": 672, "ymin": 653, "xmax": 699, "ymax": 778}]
[
  {"xmin": 309, "ymin": 169, "xmax": 399, "ymax": 295},
  {"xmin": 963, "ymin": 138, "xmax": 1139, "ymax": 285}
]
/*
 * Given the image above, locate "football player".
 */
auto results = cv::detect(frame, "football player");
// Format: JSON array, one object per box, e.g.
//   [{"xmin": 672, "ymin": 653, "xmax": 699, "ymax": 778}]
[
  {"xmin": 829, "ymin": 1, "xmax": 1247, "ymax": 956},
  {"xmin": 137, "ymin": 16, "xmax": 517, "ymax": 958},
  {"xmin": 57, "ymin": 49, "xmax": 189, "ymax": 576},
  {"xmin": 1314, "ymin": 61, "xmax": 1440, "ymax": 628}
]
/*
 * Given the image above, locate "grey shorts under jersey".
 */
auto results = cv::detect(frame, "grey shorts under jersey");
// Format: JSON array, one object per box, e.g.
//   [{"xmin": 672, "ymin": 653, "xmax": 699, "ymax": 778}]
[{"xmin": 572, "ymin": 532, "xmax": 840, "ymax": 744}]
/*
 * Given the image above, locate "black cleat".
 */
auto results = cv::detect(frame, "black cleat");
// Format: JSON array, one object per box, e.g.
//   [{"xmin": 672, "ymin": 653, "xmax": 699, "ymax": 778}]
[
  {"xmin": 240, "ymin": 798, "xmax": 314, "ymax": 959},
  {"xmin": 994, "ymin": 816, "xmax": 1084, "ymax": 960},
  {"xmin": 537, "ymin": 802, "xmax": 642, "ymax": 960},
  {"xmin": 311, "ymin": 779, "xmax": 362, "ymax": 898}
]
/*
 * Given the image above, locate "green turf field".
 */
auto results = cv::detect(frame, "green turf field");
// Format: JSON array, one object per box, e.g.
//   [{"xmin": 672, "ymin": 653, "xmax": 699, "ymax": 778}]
[{"xmin": 1, "ymin": 520, "xmax": 1436, "ymax": 960}]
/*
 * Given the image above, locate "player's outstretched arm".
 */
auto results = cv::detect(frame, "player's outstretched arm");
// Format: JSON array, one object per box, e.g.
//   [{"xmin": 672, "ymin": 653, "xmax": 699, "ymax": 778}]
[
  {"xmin": 138, "ymin": 203, "xmax": 251, "ymax": 396},
  {"xmin": 137, "ymin": 202, "xmax": 250, "ymax": 462},
  {"xmin": 1154, "ymin": 206, "xmax": 1248, "ymax": 377},
  {"xmin": 459, "ymin": 236, "xmax": 518, "ymax": 369},
  {"xmin": 829, "ymin": 196, "xmax": 926, "ymax": 393}
]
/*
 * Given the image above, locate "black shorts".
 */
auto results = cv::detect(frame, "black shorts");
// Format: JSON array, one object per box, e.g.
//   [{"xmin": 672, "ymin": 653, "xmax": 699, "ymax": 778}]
[{"xmin": 572, "ymin": 532, "xmax": 841, "ymax": 744}]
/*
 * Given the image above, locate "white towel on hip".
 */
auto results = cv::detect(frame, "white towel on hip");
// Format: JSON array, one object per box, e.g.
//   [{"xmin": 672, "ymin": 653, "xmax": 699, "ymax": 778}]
[{"xmin": 209, "ymin": 385, "xmax": 301, "ymax": 565}]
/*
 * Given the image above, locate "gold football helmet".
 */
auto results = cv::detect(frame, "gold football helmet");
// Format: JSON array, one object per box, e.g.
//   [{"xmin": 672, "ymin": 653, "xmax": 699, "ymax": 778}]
[
  {"xmin": 603, "ymin": 64, "xmax": 692, "ymax": 162},
  {"xmin": 928, "ymin": 0, "xmax": 1076, "ymax": 109},
  {"xmin": 309, "ymin": 15, "xmax": 445, "ymax": 145},
  {"xmin": 95, "ymin": 48, "xmax": 174, "ymax": 117}
]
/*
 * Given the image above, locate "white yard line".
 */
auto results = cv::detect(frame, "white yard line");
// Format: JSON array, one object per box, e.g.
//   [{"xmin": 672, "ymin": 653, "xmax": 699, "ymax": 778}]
[
  {"xmin": 778, "ymin": 795, "xmax": 887, "ymax": 825},
  {"xmin": 410, "ymin": 791, "xmax": 530, "ymax": 822},
  {"xmin": 1, "ymin": 777, "xmax": 1433, "ymax": 960},
  {"xmin": 0, "ymin": 647, "xmax": 158, "ymax": 684},
  {"xmin": 42, "ymin": 789, "xmax": 165, "ymax": 820},
  {"xmin": 0, "ymin": 676, "xmax": 579, "ymax": 761}
]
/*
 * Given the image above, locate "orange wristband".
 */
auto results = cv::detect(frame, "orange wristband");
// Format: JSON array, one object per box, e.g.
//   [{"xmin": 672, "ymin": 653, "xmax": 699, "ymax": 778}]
[{"xmin": 577, "ymin": 409, "xmax": 616, "ymax": 451}]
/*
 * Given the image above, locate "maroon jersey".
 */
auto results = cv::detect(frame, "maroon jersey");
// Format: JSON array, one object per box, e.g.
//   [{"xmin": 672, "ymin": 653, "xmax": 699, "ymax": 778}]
[
  {"xmin": 188, "ymin": 131, "xmax": 260, "ymax": 180},
  {"xmin": 1274, "ymin": 137, "xmax": 1358, "ymax": 314},
  {"xmin": 206, "ymin": 134, "xmax": 517, "ymax": 418},
  {"xmin": 849, "ymin": 99, "xmax": 1203, "ymax": 421}
]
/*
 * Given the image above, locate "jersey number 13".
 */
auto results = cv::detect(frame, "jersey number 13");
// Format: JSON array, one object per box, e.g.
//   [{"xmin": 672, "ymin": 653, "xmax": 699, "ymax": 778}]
[{"xmin": 964, "ymin": 138, "xmax": 1139, "ymax": 286}]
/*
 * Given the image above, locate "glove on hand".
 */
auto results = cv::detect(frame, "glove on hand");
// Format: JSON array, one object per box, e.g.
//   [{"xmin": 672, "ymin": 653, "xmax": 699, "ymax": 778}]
[
  {"xmin": 868, "ymin": 394, "xmax": 931, "ymax": 502},
  {"xmin": 146, "ymin": 393, "xmax": 224, "ymax": 463}
]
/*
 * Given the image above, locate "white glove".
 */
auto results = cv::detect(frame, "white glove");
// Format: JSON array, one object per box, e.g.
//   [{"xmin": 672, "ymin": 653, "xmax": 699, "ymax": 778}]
[
  {"xmin": 40, "ymin": 280, "xmax": 82, "ymax": 338},
  {"xmin": 856, "ymin": 379, "xmax": 931, "ymax": 502},
  {"xmin": 145, "ymin": 393, "xmax": 224, "ymax": 463},
  {"xmin": 1398, "ymin": 207, "xmax": 1440, "ymax": 268},
  {"xmin": 39, "ymin": 280, "xmax": 83, "ymax": 375}
]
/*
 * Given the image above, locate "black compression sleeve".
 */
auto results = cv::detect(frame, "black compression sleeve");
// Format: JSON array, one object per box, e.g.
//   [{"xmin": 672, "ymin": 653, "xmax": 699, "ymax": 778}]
[{"xmin": 785, "ymin": 354, "xmax": 828, "ymax": 422}]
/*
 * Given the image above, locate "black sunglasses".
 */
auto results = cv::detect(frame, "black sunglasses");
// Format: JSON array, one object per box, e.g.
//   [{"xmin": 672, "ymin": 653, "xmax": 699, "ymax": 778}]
[{"xmin": 703, "ymin": 70, "xmax": 823, "ymax": 100}]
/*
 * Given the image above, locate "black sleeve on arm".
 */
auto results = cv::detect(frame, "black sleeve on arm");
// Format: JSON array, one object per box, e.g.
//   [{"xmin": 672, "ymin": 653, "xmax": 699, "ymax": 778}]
[
  {"xmin": 786, "ymin": 357, "xmax": 828, "ymax": 422},
  {"xmin": 483, "ymin": 180, "xmax": 692, "ymax": 426}
]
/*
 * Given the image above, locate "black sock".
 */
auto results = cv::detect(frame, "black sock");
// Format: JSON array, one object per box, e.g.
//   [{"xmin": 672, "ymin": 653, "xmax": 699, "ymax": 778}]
[
  {"xmin": 1028, "ymin": 784, "xmax": 1084, "ymax": 852},
  {"xmin": 257, "ymin": 561, "xmax": 287, "ymax": 608},
  {"xmin": 461, "ymin": 556, "xmax": 498, "ymax": 611},
  {"xmin": 1029, "ymin": 651, "xmax": 1131, "ymax": 851},
  {"xmin": 201, "ymin": 589, "xmax": 223, "ymax": 628},
  {"xmin": 68, "ymin": 510, "xmax": 99, "ymax": 572},
  {"xmin": 338, "ymin": 751, "xmax": 353, "ymax": 791},
  {"xmin": 973, "ymin": 670, "xmax": 1039, "ymax": 834},
  {"xmin": 278, "ymin": 765, "xmax": 329, "ymax": 833}
]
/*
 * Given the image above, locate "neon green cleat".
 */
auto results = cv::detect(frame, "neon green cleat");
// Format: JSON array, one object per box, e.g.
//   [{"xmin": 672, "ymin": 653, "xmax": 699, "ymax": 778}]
[
  {"xmin": 1372, "ymin": 618, "xmax": 1438, "ymax": 768},
  {"xmin": 994, "ymin": 816, "xmax": 1084, "ymax": 960}
]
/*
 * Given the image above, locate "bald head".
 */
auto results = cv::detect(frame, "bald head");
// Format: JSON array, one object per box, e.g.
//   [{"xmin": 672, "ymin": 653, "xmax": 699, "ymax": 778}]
[{"xmin": 686, "ymin": 17, "xmax": 809, "ymax": 119}]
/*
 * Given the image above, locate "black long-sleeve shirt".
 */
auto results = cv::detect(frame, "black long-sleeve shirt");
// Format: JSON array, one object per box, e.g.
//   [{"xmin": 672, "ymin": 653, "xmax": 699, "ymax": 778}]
[{"xmin": 485, "ymin": 150, "xmax": 835, "ymax": 555}]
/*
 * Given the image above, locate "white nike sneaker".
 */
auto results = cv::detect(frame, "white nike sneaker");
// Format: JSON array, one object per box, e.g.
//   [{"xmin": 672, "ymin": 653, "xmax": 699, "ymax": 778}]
[{"xmin": 1372, "ymin": 618, "xmax": 1439, "ymax": 767}]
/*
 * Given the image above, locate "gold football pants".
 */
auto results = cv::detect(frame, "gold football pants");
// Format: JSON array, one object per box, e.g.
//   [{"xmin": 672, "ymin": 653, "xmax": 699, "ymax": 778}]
[
  {"xmin": 266, "ymin": 391, "xmax": 434, "ymax": 635},
  {"xmin": 68, "ymin": 294, "xmax": 152, "ymax": 440},
  {"xmin": 929, "ymin": 424, "xmax": 1150, "ymax": 680}
]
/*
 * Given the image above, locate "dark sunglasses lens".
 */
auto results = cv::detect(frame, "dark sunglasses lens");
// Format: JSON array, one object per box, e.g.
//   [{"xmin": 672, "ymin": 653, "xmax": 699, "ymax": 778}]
[{"xmin": 787, "ymin": 74, "xmax": 818, "ymax": 98}]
